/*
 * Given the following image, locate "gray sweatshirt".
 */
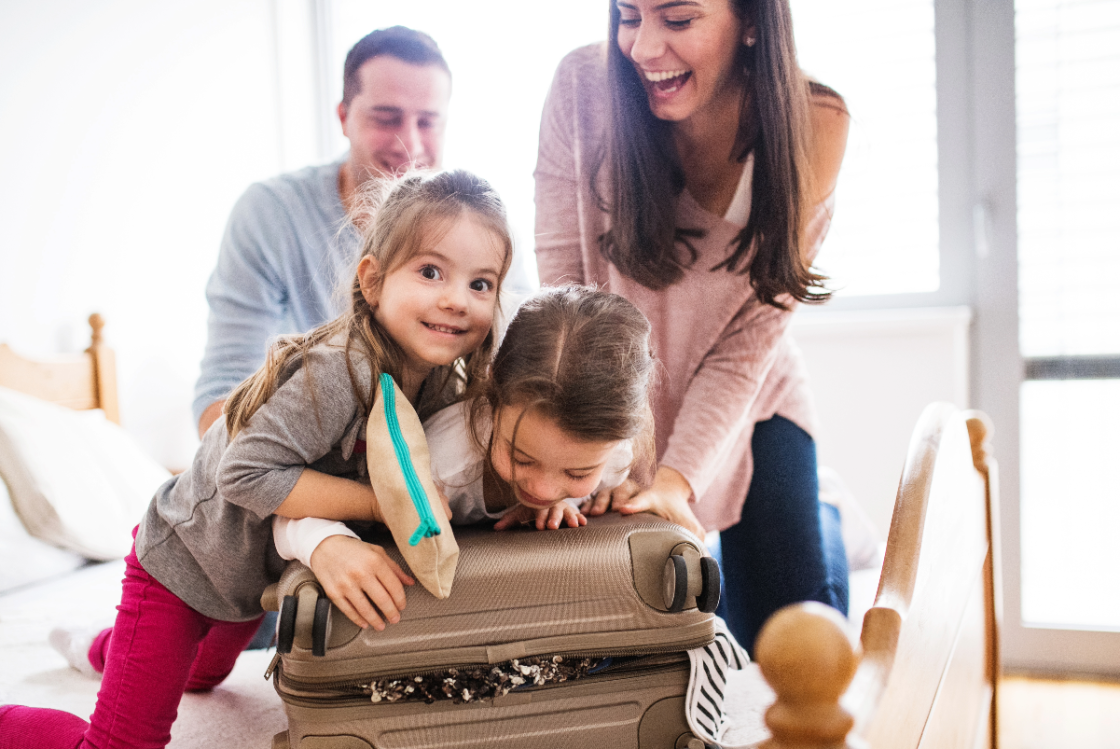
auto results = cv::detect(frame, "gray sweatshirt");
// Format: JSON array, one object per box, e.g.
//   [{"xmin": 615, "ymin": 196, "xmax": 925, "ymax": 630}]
[{"xmin": 138, "ymin": 341, "xmax": 381, "ymax": 621}]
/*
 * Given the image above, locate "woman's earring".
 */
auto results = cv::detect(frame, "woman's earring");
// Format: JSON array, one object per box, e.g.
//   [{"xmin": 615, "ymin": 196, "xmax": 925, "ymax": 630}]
[{"xmin": 745, "ymin": 36, "xmax": 757, "ymax": 47}]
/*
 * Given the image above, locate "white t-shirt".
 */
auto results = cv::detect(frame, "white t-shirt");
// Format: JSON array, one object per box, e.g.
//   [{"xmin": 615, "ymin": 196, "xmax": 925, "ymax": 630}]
[{"xmin": 274, "ymin": 400, "xmax": 634, "ymax": 567}]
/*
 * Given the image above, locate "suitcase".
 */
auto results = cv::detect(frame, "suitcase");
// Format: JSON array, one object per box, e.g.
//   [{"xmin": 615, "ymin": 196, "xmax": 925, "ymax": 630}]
[{"xmin": 262, "ymin": 512, "xmax": 722, "ymax": 749}]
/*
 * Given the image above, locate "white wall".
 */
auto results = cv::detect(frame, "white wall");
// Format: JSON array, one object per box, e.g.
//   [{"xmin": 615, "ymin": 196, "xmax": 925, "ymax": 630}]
[
  {"xmin": 0, "ymin": 0, "xmax": 321, "ymax": 469},
  {"xmin": 792, "ymin": 306, "xmax": 972, "ymax": 536}
]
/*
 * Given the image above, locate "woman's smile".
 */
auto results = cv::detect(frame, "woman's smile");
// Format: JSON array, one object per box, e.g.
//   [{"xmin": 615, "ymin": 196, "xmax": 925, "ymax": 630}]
[{"xmin": 643, "ymin": 69, "xmax": 693, "ymax": 97}]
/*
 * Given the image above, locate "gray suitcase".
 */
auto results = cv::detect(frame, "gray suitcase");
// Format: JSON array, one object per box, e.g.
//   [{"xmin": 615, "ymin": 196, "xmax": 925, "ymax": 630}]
[{"xmin": 263, "ymin": 513, "xmax": 721, "ymax": 749}]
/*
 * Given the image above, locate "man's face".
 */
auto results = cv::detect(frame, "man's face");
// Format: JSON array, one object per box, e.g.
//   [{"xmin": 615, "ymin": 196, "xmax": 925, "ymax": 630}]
[{"xmin": 339, "ymin": 55, "xmax": 451, "ymax": 181}]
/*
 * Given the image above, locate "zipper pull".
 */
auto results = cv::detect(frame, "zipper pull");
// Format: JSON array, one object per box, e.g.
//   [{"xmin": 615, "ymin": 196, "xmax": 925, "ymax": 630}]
[{"xmin": 264, "ymin": 651, "xmax": 281, "ymax": 681}]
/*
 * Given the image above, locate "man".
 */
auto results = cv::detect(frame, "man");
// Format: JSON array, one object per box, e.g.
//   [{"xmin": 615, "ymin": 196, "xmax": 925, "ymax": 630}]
[{"xmin": 193, "ymin": 26, "xmax": 452, "ymax": 437}]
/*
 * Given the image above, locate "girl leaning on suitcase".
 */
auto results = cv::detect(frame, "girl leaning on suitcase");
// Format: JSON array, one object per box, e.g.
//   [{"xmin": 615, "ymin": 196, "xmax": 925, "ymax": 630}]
[
  {"xmin": 275, "ymin": 283, "xmax": 700, "ymax": 631},
  {"xmin": 0, "ymin": 169, "xmax": 514, "ymax": 749}
]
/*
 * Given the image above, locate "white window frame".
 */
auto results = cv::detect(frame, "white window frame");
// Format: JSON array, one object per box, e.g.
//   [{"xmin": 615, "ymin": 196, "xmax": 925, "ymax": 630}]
[
  {"xmin": 825, "ymin": 0, "xmax": 1120, "ymax": 675},
  {"xmin": 811, "ymin": 0, "xmax": 1120, "ymax": 675}
]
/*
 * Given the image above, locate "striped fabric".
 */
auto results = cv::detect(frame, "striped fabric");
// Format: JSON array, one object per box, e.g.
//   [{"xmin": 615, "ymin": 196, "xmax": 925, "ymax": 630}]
[{"xmin": 686, "ymin": 617, "xmax": 750, "ymax": 745}]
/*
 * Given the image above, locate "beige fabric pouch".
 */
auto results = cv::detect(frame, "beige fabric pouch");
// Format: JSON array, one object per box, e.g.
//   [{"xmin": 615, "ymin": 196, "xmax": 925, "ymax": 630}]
[{"xmin": 365, "ymin": 373, "xmax": 458, "ymax": 598}]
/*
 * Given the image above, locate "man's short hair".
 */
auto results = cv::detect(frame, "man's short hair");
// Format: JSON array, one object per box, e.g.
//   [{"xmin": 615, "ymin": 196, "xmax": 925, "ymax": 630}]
[{"xmin": 342, "ymin": 26, "xmax": 450, "ymax": 106}]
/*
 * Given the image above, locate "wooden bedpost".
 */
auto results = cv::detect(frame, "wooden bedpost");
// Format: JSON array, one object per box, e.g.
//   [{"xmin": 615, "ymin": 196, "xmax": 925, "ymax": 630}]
[
  {"xmin": 86, "ymin": 313, "xmax": 120, "ymax": 424},
  {"xmin": 965, "ymin": 410, "xmax": 1002, "ymax": 749},
  {"xmin": 755, "ymin": 602, "xmax": 860, "ymax": 749}
]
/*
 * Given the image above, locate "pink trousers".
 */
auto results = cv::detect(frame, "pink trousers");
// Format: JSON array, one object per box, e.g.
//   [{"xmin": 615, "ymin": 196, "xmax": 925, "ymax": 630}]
[{"xmin": 0, "ymin": 543, "xmax": 262, "ymax": 749}]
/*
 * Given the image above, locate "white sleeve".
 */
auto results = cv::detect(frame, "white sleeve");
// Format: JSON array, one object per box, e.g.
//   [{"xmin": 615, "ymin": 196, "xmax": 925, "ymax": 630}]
[{"xmin": 272, "ymin": 515, "xmax": 359, "ymax": 569}]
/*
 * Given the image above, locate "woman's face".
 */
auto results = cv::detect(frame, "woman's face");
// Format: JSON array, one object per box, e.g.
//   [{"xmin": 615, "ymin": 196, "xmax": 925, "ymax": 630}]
[
  {"xmin": 490, "ymin": 404, "xmax": 622, "ymax": 512},
  {"xmin": 615, "ymin": 0, "xmax": 752, "ymax": 124}
]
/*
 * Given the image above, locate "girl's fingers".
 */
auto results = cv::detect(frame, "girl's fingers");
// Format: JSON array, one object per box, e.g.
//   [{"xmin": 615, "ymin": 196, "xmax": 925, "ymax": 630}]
[
  {"xmin": 332, "ymin": 596, "xmax": 374, "ymax": 630},
  {"xmin": 494, "ymin": 506, "xmax": 530, "ymax": 530},
  {"xmin": 348, "ymin": 590, "xmax": 388, "ymax": 631},
  {"xmin": 566, "ymin": 507, "xmax": 588, "ymax": 527},
  {"xmin": 584, "ymin": 490, "xmax": 613, "ymax": 516},
  {"xmin": 375, "ymin": 551, "xmax": 415, "ymax": 589},
  {"xmin": 363, "ymin": 579, "xmax": 403, "ymax": 626}
]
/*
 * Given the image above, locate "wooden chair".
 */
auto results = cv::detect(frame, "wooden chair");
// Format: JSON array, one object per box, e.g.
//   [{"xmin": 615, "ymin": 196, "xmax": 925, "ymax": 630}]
[
  {"xmin": 0, "ymin": 314, "xmax": 119, "ymax": 423},
  {"xmin": 753, "ymin": 403, "xmax": 1001, "ymax": 749}
]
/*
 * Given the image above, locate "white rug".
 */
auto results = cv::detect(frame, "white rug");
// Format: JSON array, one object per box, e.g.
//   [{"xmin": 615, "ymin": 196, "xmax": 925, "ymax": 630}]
[{"xmin": 0, "ymin": 561, "xmax": 774, "ymax": 748}]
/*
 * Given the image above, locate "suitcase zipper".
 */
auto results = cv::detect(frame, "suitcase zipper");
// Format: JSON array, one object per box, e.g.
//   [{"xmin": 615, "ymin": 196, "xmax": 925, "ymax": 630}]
[
  {"xmin": 272, "ymin": 629, "xmax": 714, "ymax": 690},
  {"xmin": 275, "ymin": 654, "xmax": 689, "ymax": 708}
]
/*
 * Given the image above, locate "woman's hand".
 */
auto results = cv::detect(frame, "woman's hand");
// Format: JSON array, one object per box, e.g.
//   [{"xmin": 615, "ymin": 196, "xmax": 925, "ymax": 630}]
[
  {"xmin": 309, "ymin": 535, "xmax": 414, "ymax": 631},
  {"xmin": 493, "ymin": 502, "xmax": 588, "ymax": 531},
  {"xmin": 581, "ymin": 478, "xmax": 642, "ymax": 517},
  {"xmin": 613, "ymin": 466, "xmax": 706, "ymax": 539}
]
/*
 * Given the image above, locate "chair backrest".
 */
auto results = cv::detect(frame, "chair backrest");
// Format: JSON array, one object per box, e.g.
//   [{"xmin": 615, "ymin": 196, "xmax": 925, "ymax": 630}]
[
  {"xmin": 0, "ymin": 313, "xmax": 120, "ymax": 423},
  {"xmin": 754, "ymin": 403, "xmax": 1000, "ymax": 749}
]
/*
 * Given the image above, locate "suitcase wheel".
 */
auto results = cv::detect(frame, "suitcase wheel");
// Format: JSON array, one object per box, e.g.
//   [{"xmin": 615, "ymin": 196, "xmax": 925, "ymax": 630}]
[
  {"xmin": 312, "ymin": 596, "xmax": 332, "ymax": 657},
  {"xmin": 277, "ymin": 595, "xmax": 297, "ymax": 654},
  {"xmin": 696, "ymin": 556, "xmax": 721, "ymax": 614},
  {"xmin": 663, "ymin": 554, "xmax": 689, "ymax": 612}
]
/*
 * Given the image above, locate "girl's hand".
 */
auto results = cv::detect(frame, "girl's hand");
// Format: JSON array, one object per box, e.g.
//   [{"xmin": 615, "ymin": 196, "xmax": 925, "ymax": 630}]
[
  {"xmin": 613, "ymin": 467, "xmax": 707, "ymax": 539},
  {"xmin": 581, "ymin": 478, "xmax": 642, "ymax": 517},
  {"xmin": 309, "ymin": 536, "xmax": 414, "ymax": 631},
  {"xmin": 494, "ymin": 502, "xmax": 588, "ymax": 531}
]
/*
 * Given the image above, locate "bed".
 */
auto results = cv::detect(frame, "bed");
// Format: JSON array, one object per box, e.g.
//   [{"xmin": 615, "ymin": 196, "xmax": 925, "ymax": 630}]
[{"xmin": 0, "ymin": 319, "xmax": 998, "ymax": 748}]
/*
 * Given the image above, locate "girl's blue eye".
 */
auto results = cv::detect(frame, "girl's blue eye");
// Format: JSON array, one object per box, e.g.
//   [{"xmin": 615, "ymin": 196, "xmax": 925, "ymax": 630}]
[
  {"xmin": 470, "ymin": 278, "xmax": 493, "ymax": 293},
  {"xmin": 420, "ymin": 265, "xmax": 441, "ymax": 280}
]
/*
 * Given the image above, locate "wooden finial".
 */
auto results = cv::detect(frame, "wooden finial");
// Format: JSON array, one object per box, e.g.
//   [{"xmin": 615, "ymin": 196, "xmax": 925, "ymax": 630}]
[
  {"xmin": 88, "ymin": 313, "xmax": 105, "ymax": 347},
  {"xmin": 963, "ymin": 409, "xmax": 994, "ymax": 473},
  {"xmin": 756, "ymin": 602, "xmax": 859, "ymax": 749}
]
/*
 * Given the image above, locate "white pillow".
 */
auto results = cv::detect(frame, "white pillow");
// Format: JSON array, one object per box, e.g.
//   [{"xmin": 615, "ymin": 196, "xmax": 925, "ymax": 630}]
[
  {"xmin": 0, "ymin": 386, "xmax": 171, "ymax": 560},
  {"xmin": 0, "ymin": 474, "xmax": 87, "ymax": 593}
]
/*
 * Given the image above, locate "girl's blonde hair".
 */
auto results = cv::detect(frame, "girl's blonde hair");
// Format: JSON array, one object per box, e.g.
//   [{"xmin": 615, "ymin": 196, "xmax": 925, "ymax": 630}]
[
  {"xmin": 472, "ymin": 285, "xmax": 656, "ymax": 474},
  {"xmin": 225, "ymin": 169, "xmax": 513, "ymax": 438}
]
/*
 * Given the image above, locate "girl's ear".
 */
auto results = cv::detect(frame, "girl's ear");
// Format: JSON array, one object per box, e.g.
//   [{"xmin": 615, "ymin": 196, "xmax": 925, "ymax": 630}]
[{"xmin": 357, "ymin": 256, "xmax": 381, "ymax": 308}]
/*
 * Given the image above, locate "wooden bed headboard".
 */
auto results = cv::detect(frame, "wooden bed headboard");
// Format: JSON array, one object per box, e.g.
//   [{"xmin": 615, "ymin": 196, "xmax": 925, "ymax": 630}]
[
  {"xmin": 754, "ymin": 403, "xmax": 1001, "ymax": 749},
  {"xmin": 0, "ymin": 314, "xmax": 120, "ymax": 423}
]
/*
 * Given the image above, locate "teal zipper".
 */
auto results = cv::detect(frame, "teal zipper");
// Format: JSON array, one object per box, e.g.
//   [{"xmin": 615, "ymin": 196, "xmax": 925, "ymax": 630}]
[{"xmin": 380, "ymin": 373, "xmax": 441, "ymax": 546}]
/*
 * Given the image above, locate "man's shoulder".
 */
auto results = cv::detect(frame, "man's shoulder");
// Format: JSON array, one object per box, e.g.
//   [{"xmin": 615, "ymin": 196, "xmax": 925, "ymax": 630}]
[
  {"xmin": 226, "ymin": 159, "xmax": 346, "ymax": 242},
  {"xmin": 243, "ymin": 160, "xmax": 342, "ymax": 209}
]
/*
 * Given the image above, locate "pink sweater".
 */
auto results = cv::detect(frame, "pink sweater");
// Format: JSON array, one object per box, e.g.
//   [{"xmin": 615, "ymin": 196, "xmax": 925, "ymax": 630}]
[{"xmin": 534, "ymin": 44, "xmax": 834, "ymax": 531}]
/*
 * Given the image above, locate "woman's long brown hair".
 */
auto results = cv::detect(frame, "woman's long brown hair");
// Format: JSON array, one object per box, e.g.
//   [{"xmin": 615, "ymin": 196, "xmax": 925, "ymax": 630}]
[{"xmin": 596, "ymin": 0, "xmax": 844, "ymax": 308}]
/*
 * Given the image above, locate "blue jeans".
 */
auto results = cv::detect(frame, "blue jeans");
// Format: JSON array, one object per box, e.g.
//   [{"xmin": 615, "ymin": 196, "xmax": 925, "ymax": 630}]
[{"xmin": 714, "ymin": 415, "xmax": 849, "ymax": 656}]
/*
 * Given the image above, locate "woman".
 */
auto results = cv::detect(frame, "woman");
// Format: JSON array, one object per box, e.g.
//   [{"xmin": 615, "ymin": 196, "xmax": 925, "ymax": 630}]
[{"xmin": 534, "ymin": 0, "xmax": 850, "ymax": 653}]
